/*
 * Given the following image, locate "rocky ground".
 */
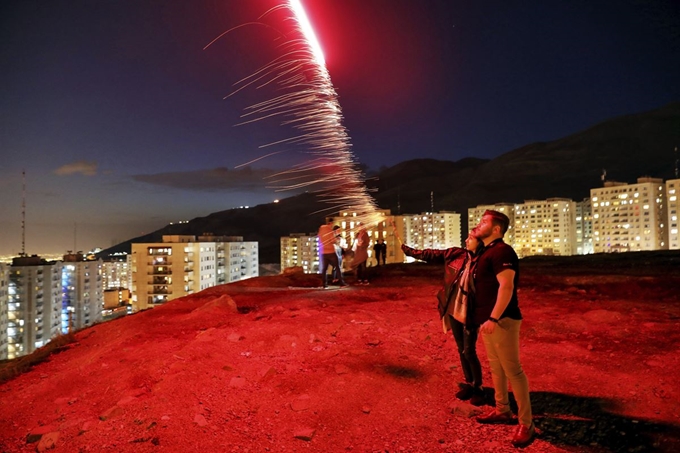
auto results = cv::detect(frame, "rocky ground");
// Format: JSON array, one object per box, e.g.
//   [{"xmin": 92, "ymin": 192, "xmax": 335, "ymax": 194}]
[{"xmin": 1, "ymin": 252, "xmax": 679, "ymax": 453}]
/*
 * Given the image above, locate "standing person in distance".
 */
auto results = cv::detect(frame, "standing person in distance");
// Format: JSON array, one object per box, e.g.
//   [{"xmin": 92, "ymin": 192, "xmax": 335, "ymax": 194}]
[
  {"xmin": 392, "ymin": 222, "xmax": 486, "ymax": 406},
  {"xmin": 373, "ymin": 240, "xmax": 382, "ymax": 266},
  {"xmin": 332, "ymin": 226, "xmax": 347, "ymax": 286},
  {"xmin": 379, "ymin": 239, "xmax": 387, "ymax": 266},
  {"xmin": 318, "ymin": 219, "xmax": 341, "ymax": 288},
  {"xmin": 473, "ymin": 210, "xmax": 535, "ymax": 448},
  {"xmin": 352, "ymin": 224, "xmax": 370, "ymax": 285}
]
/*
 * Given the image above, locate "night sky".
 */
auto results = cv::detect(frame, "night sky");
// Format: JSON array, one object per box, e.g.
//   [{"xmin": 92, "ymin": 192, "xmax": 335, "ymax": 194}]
[{"xmin": 1, "ymin": 0, "xmax": 678, "ymax": 256}]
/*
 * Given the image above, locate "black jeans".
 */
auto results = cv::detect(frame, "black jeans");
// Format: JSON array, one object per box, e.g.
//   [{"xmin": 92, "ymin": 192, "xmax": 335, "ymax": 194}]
[
  {"xmin": 450, "ymin": 315, "xmax": 482, "ymax": 388},
  {"xmin": 321, "ymin": 253, "xmax": 340, "ymax": 286},
  {"xmin": 356, "ymin": 260, "xmax": 367, "ymax": 281}
]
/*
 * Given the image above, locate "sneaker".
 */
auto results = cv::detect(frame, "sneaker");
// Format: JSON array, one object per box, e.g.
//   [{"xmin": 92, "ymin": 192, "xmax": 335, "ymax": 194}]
[
  {"xmin": 469, "ymin": 388, "xmax": 486, "ymax": 406},
  {"xmin": 455, "ymin": 384, "xmax": 474, "ymax": 401}
]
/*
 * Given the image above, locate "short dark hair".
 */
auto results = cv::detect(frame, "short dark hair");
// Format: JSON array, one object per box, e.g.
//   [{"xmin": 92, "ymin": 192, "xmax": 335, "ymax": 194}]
[{"xmin": 483, "ymin": 210, "xmax": 510, "ymax": 235}]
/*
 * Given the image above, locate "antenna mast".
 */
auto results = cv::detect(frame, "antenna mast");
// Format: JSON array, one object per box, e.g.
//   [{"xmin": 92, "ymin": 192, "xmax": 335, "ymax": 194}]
[
  {"xmin": 21, "ymin": 170, "xmax": 26, "ymax": 256},
  {"xmin": 675, "ymin": 146, "xmax": 678, "ymax": 179}
]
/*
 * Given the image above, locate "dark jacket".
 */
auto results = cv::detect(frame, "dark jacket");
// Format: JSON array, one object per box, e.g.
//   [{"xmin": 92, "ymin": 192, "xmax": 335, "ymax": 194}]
[{"xmin": 401, "ymin": 244, "xmax": 471, "ymax": 318}]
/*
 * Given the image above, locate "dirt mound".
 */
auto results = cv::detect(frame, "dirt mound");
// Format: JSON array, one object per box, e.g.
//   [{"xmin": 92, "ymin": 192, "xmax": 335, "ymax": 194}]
[{"xmin": 1, "ymin": 263, "xmax": 679, "ymax": 452}]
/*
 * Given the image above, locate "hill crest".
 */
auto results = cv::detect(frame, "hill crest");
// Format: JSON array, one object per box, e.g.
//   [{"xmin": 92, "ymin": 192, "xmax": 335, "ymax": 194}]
[{"xmin": 100, "ymin": 102, "xmax": 680, "ymax": 263}]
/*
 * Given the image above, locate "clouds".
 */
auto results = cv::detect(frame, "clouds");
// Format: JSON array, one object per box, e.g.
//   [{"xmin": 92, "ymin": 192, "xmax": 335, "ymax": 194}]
[
  {"xmin": 54, "ymin": 161, "xmax": 98, "ymax": 176},
  {"xmin": 131, "ymin": 167, "xmax": 277, "ymax": 192}
]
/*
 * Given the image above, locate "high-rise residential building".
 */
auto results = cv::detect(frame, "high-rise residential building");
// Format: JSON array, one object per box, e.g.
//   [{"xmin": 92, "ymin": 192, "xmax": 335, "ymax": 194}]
[
  {"xmin": 401, "ymin": 211, "xmax": 462, "ymax": 251},
  {"xmin": 332, "ymin": 210, "xmax": 401, "ymax": 266},
  {"xmin": 575, "ymin": 198, "xmax": 594, "ymax": 255},
  {"xmin": 224, "ymin": 239, "xmax": 259, "ymax": 284},
  {"xmin": 468, "ymin": 203, "xmax": 515, "ymax": 245},
  {"xmin": 591, "ymin": 177, "xmax": 668, "ymax": 253},
  {"xmin": 329, "ymin": 209, "xmax": 460, "ymax": 267},
  {"xmin": 0, "ymin": 263, "xmax": 9, "ymax": 360},
  {"xmin": 280, "ymin": 233, "xmax": 319, "ymax": 274},
  {"xmin": 61, "ymin": 253, "xmax": 103, "ymax": 333},
  {"xmin": 102, "ymin": 256, "xmax": 130, "ymax": 289},
  {"xmin": 667, "ymin": 179, "xmax": 680, "ymax": 250},
  {"xmin": 130, "ymin": 235, "xmax": 258, "ymax": 311},
  {"xmin": 513, "ymin": 198, "xmax": 576, "ymax": 257},
  {"xmin": 281, "ymin": 210, "xmax": 432, "ymax": 274},
  {"xmin": 7, "ymin": 256, "xmax": 63, "ymax": 359}
]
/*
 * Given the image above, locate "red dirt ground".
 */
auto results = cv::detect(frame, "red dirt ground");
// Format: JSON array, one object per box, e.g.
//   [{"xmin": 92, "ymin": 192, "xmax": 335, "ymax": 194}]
[{"xmin": 1, "ymin": 256, "xmax": 679, "ymax": 453}]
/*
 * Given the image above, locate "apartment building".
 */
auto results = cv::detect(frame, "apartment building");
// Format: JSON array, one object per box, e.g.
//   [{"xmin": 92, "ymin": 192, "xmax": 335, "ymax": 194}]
[
  {"xmin": 282, "ymin": 209, "xmax": 456, "ymax": 273},
  {"xmin": 575, "ymin": 198, "xmax": 594, "ymax": 255},
  {"xmin": 332, "ymin": 210, "xmax": 401, "ymax": 266},
  {"xmin": 279, "ymin": 212, "xmax": 388, "ymax": 274},
  {"xmin": 591, "ymin": 177, "xmax": 668, "ymax": 253},
  {"xmin": 7, "ymin": 256, "xmax": 63, "ymax": 359},
  {"xmin": 0, "ymin": 263, "xmax": 8, "ymax": 360},
  {"xmin": 468, "ymin": 203, "xmax": 515, "ymax": 245},
  {"xmin": 131, "ymin": 235, "xmax": 258, "ymax": 311},
  {"xmin": 667, "ymin": 179, "xmax": 679, "ymax": 250},
  {"xmin": 513, "ymin": 198, "xmax": 576, "ymax": 257},
  {"xmin": 61, "ymin": 253, "xmax": 103, "ymax": 333},
  {"xmin": 102, "ymin": 256, "xmax": 130, "ymax": 289},
  {"xmin": 332, "ymin": 209, "xmax": 462, "ymax": 266},
  {"xmin": 401, "ymin": 211, "xmax": 462, "ymax": 251},
  {"xmin": 280, "ymin": 233, "xmax": 319, "ymax": 274},
  {"xmin": 224, "ymin": 240, "xmax": 259, "ymax": 284}
]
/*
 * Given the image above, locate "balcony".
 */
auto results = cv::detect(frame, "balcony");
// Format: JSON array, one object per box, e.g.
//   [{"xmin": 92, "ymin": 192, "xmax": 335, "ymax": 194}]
[
  {"xmin": 149, "ymin": 268, "xmax": 172, "ymax": 275},
  {"xmin": 148, "ymin": 295, "xmax": 168, "ymax": 305}
]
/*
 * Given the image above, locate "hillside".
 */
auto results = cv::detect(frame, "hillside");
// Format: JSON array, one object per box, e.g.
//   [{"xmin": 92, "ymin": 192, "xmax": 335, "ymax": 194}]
[
  {"xmin": 99, "ymin": 102, "xmax": 680, "ymax": 263},
  {"xmin": 1, "ymin": 252, "xmax": 679, "ymax": 452},
  {"xmin": 374, "ymin": 101, "xmax": 680, "ymax": 215}
]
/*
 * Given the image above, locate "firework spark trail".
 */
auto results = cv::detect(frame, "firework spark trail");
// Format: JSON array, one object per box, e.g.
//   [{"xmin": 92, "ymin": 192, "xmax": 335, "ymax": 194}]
[{"xmin": 216, "ymin": 0, "xmax": 383, "ymax": 229}]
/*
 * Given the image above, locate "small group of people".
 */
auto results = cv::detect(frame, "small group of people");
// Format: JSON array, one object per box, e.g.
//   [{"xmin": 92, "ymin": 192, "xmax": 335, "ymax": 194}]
[
  {"xmin": 318, "ymin": 220, "xmax": 371, "ymax": 287},
  {"xmin": 394, "ymin": 209, "xmax": 535, "ymax": 448}
]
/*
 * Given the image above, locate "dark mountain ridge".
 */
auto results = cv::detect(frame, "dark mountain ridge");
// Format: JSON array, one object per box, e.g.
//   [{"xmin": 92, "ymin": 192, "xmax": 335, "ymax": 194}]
[{"xmin": 100, "ymin": 102, "xmax": 680, "ymax": 263}]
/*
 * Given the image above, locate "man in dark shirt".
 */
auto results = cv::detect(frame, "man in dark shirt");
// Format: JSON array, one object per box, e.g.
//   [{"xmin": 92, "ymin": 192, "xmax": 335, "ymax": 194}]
[
  {"xmin": 373, "ymin": 240, "xmax": 383, "ymax": 266},
  {"xmin": 473, "ymin": 210, "xmax": 534, "ymax": 448}
]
